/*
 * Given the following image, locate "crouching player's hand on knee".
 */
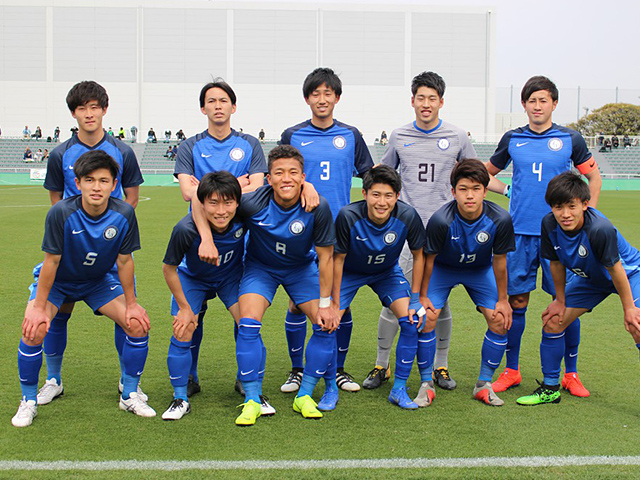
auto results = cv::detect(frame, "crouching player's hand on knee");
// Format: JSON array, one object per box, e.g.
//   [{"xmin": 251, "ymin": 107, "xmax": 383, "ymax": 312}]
[
  {"xmin": 126, "ymin": 302, "xmax": 150, "ymax": 334},
  {"xmin": 173, "ymin": 306, "xmax": 197, "ymax": 340},
  {"xmin": 22, "ymin": 303, "xmax": 50, "ymax": 341},
  {"xmin": 492, "ymin": 299, "xmax": 512, "ymax": 331}
]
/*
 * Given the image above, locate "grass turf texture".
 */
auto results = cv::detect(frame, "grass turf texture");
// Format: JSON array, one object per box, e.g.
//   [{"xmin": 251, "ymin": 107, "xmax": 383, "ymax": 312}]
[{"xmin": 1, "ymin": 186, "xmax": 640, "ymax": 475}]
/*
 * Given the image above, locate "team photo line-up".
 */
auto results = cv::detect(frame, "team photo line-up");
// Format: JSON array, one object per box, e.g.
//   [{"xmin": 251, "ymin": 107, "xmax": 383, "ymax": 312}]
[{"xmin": 12, "ymin": 68, "xmax": 640, "ymax": 428}]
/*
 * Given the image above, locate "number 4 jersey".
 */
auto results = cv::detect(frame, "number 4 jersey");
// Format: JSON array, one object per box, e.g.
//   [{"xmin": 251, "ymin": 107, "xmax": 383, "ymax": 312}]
[{"xmin": 381, "ymin": 120, "xmax": 476, "ymax": 227}]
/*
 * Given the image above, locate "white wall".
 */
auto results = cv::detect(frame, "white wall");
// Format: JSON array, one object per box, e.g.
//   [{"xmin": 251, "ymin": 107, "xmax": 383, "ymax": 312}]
[{"xmin": 0, "ymin": 1, "xmax": 495, "ymax": 143}]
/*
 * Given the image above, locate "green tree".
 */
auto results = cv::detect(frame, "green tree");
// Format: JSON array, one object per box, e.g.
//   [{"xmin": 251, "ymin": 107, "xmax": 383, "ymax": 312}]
[{"xmin": 567, "ymin": 103, "xmax": 640, "ymax": 136}]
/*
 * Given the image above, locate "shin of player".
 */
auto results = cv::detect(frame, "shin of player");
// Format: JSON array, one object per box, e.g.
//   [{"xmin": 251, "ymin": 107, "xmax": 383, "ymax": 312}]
[{"xmin": 13, "ymin": 151, "xmax": 153, "ymax": 428}]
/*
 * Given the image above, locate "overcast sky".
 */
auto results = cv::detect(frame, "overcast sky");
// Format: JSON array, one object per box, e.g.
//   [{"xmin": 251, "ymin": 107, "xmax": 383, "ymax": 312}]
[{"xmin": 231, "ymin": 0, "xmax": 639, "ymax": 90}]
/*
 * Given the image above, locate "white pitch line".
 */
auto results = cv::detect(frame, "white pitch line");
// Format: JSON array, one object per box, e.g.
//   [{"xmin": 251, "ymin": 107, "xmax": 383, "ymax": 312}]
[
  {"xmin": 2, "ymin": 456, "xmax": 640, "ymax": 471},
  {"xmin": 0, "ymin": 204, "xmax": 49, "ymax": 208}
]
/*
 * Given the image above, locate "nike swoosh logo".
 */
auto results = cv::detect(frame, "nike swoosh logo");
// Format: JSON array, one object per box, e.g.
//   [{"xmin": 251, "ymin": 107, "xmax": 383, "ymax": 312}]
[
  {"xmin": 399, "ymin": 280, "xmax": 407, "ymax": 284},
  {"xmin": 301, "ymin": 141, "xmax": 314, "ymax": 146},
  {"xmin": 516, "ymin": 142, "xmax": 529, "ymax": 147},
  {"xmin": 487, "ymin": 360, "xmax": 499, "ymax": 366},
  {"xmin": 554, "ymin": 246, "xmax": 561, "ymax": 250},
  {"xmin": 19, "ymin": 378, "xmax": 28, "ymax": 382},
  {"xmin": 451, "ymin": 236, "xmax": 460, "ymax": 240},
  {"xmin": 68, "ymin": 165, "xmax": 74, "ymax": 170},
  {"xmin": 136, "ymin": 371, "xmax": 144, "ymax": 376},
  {"xmin": 201, "ymin": 153, "xmax": 212, "ymax": 158},
  {"xmin": 315, "ymin": 370, "xmax": 327, "ymax": 375},
  {"xmin": 258, "ymin": 221, "xmax": 272, "ymax": 227},
  {"xmin": 72, "ymin": 230, "xmax": 85, "ymax": 234},
  {"xmin": 404, "ymin": 142, "xmax": 415, "ymax": 147},
  {"xmin": 401, "ymin": 359, "xmax": 413, "ymax": 364},
  {"xmin": 169, "ymin": 375, "xmax": 182, "ymax": 380},
  {"xmin": 417, "ymin": 360, "xmax": 428, "ymax": 365},
  {"xmin": 110, "ymin": 285, "xmax": 118, "ymax": 291},
  {"xmin": 588, "ymin": 161, "xmax": 595, "ymax": 168},
  {"xmin": 356, "ymin": 236, "xmax": 368, "ymax": 241},
  {"xmin": 569, "ymin": 353, "xmax": 578, "ymax": 358},
  {"xmin": 338, "ymin": 347, "xmax": 349, "ymax": 352},
  {"xmin": 241, "ymin": 370, "xmax": 254, "ymax": 375},
  {"xmin": 291, "ymin": 347, "xmax": 302, "ymax": 352}
]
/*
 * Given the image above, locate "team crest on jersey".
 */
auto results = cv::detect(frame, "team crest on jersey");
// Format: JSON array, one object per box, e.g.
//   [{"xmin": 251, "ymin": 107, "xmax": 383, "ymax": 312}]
[
  {"xmin": 475, "ymin": 230, "xmax": 490, "ymax": 244},
  {"xmin": 234, "ymin": 227, "xmax": 244, "ymax": 239},
  {"xmin": 384, "ymin": 231, "xmax": 398, "ymax": 245},
  {"xmin": 103, "ymin": 226, "xmax": 118, "ymax": 241},
  {"xmin": 333, "ymin": 135, "xmax": 346, "ymax": 150},
  {"xmin": 229, "ymin": 148, "xmax": 245, "ymax": 162},
  {"xmin": 289, "ymin": 220, "xmax": 305, "ymax": 235},
  {"xmin": 548, "ymin": 138, "xmax": 563, "ymax": 151},
  {"xmin": 437, "ymin": 138, "xmax": 450, "ymax": 150},
  {"xmin": 578, "ymin": 244, "xmax": 589, "ymax": 258}
]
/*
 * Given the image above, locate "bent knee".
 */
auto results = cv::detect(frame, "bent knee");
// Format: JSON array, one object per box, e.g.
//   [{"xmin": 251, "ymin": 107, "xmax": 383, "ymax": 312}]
[
  {"xmin": 123, "ymin": 318, "xmax": 147, "ymax": 337},
  {"xmin": 509, "ymin": 295, "xmax": 529, "ymax": 310},
  {"xmin": 542, "ymin": 320, "xmax": 566, "ymax": 335}
]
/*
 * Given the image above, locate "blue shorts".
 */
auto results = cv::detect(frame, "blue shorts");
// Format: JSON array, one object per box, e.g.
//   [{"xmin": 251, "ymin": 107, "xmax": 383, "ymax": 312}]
[
  {"xmin": 428, "ymin": 264, "xmax": 498, "ymax": 310},
  {"xmin": 28, "ymin": 272, "xmax": 124, "ymax": 314},
  {"xmin": 239, "ymin": 261, "xmax": 319, "ymax": 306},
  {"xmin": 339, "ymin": 265, "xmax": 410, "ymax": 310},
  {"xmin": 507, "ymin": 234, "xmax": 555, "ymax": 296},
  {"xmin": 565, "ymin": 272, "xmax": 640, "ymax": 310},
  {"xmin": 170, "ymin": 269, "xmax": 241, "ymax": 316}
]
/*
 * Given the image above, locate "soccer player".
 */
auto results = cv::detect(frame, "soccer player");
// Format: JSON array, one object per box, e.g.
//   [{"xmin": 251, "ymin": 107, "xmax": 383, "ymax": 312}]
[
  {"xmin": 366, "ymin": 71, "xmax": 478, "ymax": 392},
  {"xmin": 486, "ymin": 76, "xmax": 602, "ymax": 397},
  {"xmin": 332, "ymin": 165, "xmax": 426, "ymax": 410},
  {"xmin": 38, "ymin": 80, "xmax": 144, "ymax": 406},
  {"xmin": 234, "ymin": 145, "xmax": 338, "ymax": 426},
  {"xmin": 516, "ymin": 172, "xmax": 640, "ymax": 405},
  {"xmin": 12, "ymin": 151, "xmax": 154, "ymax": 427},
  {"xmin": 419, "ymin": 159, "xmax": 515, "ymax": 407},
  {"xmin": 279, "ymin": 67, "xmax": 373, "ymax": 393},
  {"xmin": 173, "ymin": 80, "xmax": 268, "ymax": 397}
]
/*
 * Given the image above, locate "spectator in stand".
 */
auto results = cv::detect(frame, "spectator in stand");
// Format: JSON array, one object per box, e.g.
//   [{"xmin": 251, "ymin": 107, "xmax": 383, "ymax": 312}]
[
  {"xmin": 23, "ymin": 126, "xmax": 31, "ymax": 140},
  {"xmin": 32, "ymin": 126, "xmax": 42, "ymax": 139},
  {"xmin": 164, "ymin": 145, "xmax": 173, "ymax": 157},
  {"xmin": 23, "ymin": 148, "xmax": 33, "ymax": 161},
  {"xmin": 118, "ymin": 127, "xmax": 126, "ymax": 140},
  {"xmin": 599, "ymin": 138, "xmax": 612, "ymax": 152},
  {"xmin": 176, "ymin": 129, "xmax": 186, "ymax": 143},
  {"xmin": 259, "ymin": 128, "xmax": 265, "ymax": 143},
  {"xmin": 53, "ymin": 126, "xmax": 60, "ymax": 142},
  {"xmin": 147, "ymin": 128, "xmax": 157, "ymax": 143},
  {"xmin": 380, "ymin": 130, "xmax": 388, "ymax": 145},
  {"xmin": 169, "ymin": 147, "xmax": 177, "ymax": 160},
  {"xmin": 43, "ymin": 149, "xmax": 49, "ymax": 161},
  {"xmin": 164, "ymin": 129, "xmax": 171, "ymax": 143},
  {"xmin": 612, "ymin": 134, "xmax": 619, "ymax": 149},
  {"xmin": 70, "ymin": 126, "xmax": 79, "ymax": 137},
  {"xmin": 34, "ymin": 149, "xmax": 44, "ymax": 162},
  {"xmin": 131, "ymin": 125, "xmax": 138, "ymax": 142},
  {"xmin": 107, "ymin": 127, "xmax": 115, "ymax": 137},
  {"xmin": 623, "ymin": 134, "xmax": 632, "ymax": 149},
  {"xmin": 597, "ymin": 132, "xmax": 604, "ymax": 146}
]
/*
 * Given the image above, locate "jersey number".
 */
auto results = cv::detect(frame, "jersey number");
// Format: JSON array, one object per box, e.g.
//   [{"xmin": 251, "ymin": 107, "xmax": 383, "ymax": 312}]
[
  {"xmin": 570, "ymin": 267, "xmax": 589, "ymax": 278},
  {"xmin": 459, "ymin": 253, "xmax": 476, "ymax": 264},
  {"xmin": 83, "ymin": 252, "xmax": 98, "ymax": 266},
  {"xmin": 276, "ymin": 242, "xmax": 287, "ymax": 255},
  {"xmin": 367, "ymin": 254, "xmax": 386, "ymax": 265},
  {"xmin": 222, "ymin": 250, "xmax": 234, "ymax": 264},
  {"xmin": 418, "ymin": 163, "xmax": 436, "ymax": 182},
  {"xmin": 532, "ymin": 162, "xmax": 542, "ymax": 182},
  {"xmin": 320, "ymin": 161, "xmax": 330, "ymax": 180}
]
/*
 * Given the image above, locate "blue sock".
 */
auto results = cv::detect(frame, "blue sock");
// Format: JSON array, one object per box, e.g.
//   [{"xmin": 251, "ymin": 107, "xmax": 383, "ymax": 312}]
[
  {"xmin": 258, "ymin": 337, "xmax": 266, "ymax": 396},
  {"xmin": 479, "ymin": 330, "xmax": 508, "ymax": 382},
  {"xmin": 394, "ymin": 316, "xmax": 418, "ymax": 384},
  {"xmin": 285, "ymin": 311, "xmax": 307, "ymax": 370},
  {"xmin": 564, "ymin": 318, "xmax": 580, "ymax": 373},
  {"xmin": 189, "ymin": 311, "xmax": 205, "ymax": 382},
  {"xmin": 298, "ymin": 373, "xmax": 321, "ymax": 398},
  {"xmin": 43, "ymin": 312, "xmax": 70, "ymax": 383},
  {"xmin": 122, "ymin": 335, "xmax": 149, "ymax": 399},
  {"xmin": 337, "ymin": 309, "xmax": 353, "ymax": 369},
  {"xmin": 237, "ymin": 317, "xmax": 263, "ymax": 402},
  {"xmin": 323, "ymin": 331, "xmax": 338, "ymax": 385},
  {"xmin": 114, "ymin": 323, "xmax": 126, "ymax": 383},
  {"xmin": 18, "ymin": 340, "xmax": 43, "ymax": 402},
  {"xmin": 167, "ymin": 336, "xmax": 191, "ymax": 401},
  {"xmin": 417, "ymin": 329, "xmax": 436, "ymax": 382},
  {"xmin": 392, "ymin": 378, "xmax": 407, "ymax": 391},
  {"xmin": 541, "ymin": 330, "xmax": 565, "ymax": 386},
  {"xmin": 505, "ymin": 307, "xmax": 527, "ymax": 370},
  {"xmin": 301, "ymin": 325, "xmax": 334, "ymax": 397},
  {"xmin": 234, "ymin": 321, "xmax": 241, "ymax": 381}
]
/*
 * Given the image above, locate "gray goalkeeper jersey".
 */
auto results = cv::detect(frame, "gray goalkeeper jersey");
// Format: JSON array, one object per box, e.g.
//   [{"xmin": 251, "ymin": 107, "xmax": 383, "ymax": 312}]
[{"xmin": 381, "ymin": 120, "xmax": 476, "ymax": 226}]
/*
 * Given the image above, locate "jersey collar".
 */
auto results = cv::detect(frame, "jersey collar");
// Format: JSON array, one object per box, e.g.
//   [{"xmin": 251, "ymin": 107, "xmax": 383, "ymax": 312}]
[
  {"xmin": 307, "ymin": 119, "xmax": 336, "ymax": 132},
  {"xmin": 413, "ymin": 119, "xmax": 442, "ymax": 135}
]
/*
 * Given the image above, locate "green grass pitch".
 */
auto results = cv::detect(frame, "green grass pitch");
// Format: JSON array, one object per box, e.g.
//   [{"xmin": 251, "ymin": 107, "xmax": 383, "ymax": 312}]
[{"xmin": 1, "ymin": 185, "xmax": 640, "ymax": 478}]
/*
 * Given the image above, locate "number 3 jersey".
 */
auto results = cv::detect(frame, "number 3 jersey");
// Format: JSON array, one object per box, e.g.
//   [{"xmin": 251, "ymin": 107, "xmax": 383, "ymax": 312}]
[
  {"xmin": 541, "ymin": 207, "xmax": 640, "ymax": 289},
  {"xmin": 41, "ymin": 196, "xmax": 140, "ymax": 283},
  {"xmin": 381, "ymin": 120, "xmax": 476, "ymax": 227},
  {"xmin": 335, "ymin": 200, "xmax": 425, "ymax": 275},
  {"xmin": 425, "ymin": 200, "xmax": 515, "ymax": 269},
  {"xmin": 490, "ymin": 124, "xmax": 593, "ymax": 236}
]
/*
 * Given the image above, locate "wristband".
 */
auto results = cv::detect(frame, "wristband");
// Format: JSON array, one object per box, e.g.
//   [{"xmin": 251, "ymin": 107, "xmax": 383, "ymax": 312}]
[{"xmin": 319, "ymin": 297, "xmax": 331, "ymax": 308}]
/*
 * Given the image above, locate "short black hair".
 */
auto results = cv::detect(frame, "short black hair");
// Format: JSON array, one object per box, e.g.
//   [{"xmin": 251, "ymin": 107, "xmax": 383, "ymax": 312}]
[
  {"xmin": 66, "ymin": 81, "xmax": 109, "ymax": 112},
  {"xmin": 362, "ymin": 165, "xmax": 401, "ymax": 193},
  {"xmin": 450, "ymin": 159, "xmax": 489, "ymax": 188},
  {"xmin": 196, "ymin": 171, "xmax": 242, "ymax": 204},
  {"xmin": 545, "ymin": 171, "xmax": 590, "ymax": 207},
  {"xmin": 199, "ymin": 79, "xmax": 237, "ymax": 108},
  {"xmin": 268, "ymin": 145, "xmax": 304, "ymax": 173},
  {"xmin": 411, "ymin": 71, "xmax": 446, "ymax": 97},
  {"xmin": 302, "ymin": 68, "xmax": 342, "ymax": 99},
  {"xmin": 73, "ymin": 150, "xmax": 119, "ymax": 181},
  {"xmin": 521, "ymin": 75, "xmax": 558, "ymax": 103}
]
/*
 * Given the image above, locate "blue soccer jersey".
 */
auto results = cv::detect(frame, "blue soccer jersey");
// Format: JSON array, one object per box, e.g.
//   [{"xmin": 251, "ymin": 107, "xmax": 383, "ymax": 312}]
[
  {"xmin": 541, "ymin": 207, "xmax": 640, "ymax": 289},
  {"xmin": 238, "ymin": 185, "xmax": 335, "ymax": 269},
  {"xmin": 335, "ymin": 200, "xmax": 425, "ymax": 275},
  {"xmin": 44, "ymin": 132, "xmax": 143, "ymax": 200},
  {"xmin": 163, "ymin": 214, "xmax": 246, "ymax": 280},
  {"xmin": 490, "ymin": 124, "xmax": 592, "ymax": 235},
  {"xmin": 281, "ymin": 120, "xmax": 373, "ymax": 218},
  {"xmin": 41, "ymin": 196, "xmax": 140, "ymax": 283},
  {"xmin": 174, "ymin": 129, "xmax": 267, "ymax": 181},
  {"xmin": 426, "ymin": 200, "xmax": 515, "ymax": 269}
]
